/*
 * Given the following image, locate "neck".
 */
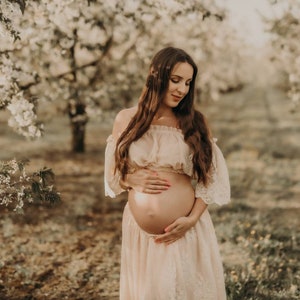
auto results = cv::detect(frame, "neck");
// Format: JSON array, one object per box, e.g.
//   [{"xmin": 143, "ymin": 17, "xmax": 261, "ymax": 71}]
[{"xmin": 154, "ymin": 106, "xmax": 174, "ymax": 120}]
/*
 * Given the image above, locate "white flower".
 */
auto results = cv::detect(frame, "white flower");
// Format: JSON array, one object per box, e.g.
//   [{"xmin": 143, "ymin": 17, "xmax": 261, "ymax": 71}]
[
  {"xmin": 7, "ymin": 94, "xmax": 42, "ymax": 138},
  {"xmin": 123, "ymin": 0, "xmax": 140, "ymax": 14}
]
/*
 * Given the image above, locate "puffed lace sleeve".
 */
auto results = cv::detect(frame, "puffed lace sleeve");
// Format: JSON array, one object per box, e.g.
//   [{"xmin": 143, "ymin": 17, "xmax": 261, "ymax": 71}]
[
  {"xmin": 195, "ymin": 139, "xmax": 230, "ymax": 205},
  {"xmin": 104, "ymin": 135, "xmax": 125, "ymax": 198}
]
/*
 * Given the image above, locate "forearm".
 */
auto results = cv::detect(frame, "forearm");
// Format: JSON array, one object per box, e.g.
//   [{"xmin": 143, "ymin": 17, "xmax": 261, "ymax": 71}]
[{"xmin": 187, "ymin": 197, "xmax": 208, "ymax": 225}]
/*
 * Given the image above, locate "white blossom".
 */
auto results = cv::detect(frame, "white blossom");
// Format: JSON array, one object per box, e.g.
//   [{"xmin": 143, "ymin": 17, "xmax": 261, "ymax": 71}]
[
  {"xmin": 1, "ymin": 0, "xmax": 248, "ymax": 140},
  {"xmin": 7, "ymin": 95, "xmax": 42, "ymax": 138},
  {"xmin": 266, "ymin": 1, "xmax": 300, "ymax": 108}
]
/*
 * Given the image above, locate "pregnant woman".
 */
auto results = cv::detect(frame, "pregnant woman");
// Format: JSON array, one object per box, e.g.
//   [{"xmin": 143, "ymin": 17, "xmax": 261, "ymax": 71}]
[{"xmin": 104, "ymin": 47, "xmax": 231, "ymax": 300}]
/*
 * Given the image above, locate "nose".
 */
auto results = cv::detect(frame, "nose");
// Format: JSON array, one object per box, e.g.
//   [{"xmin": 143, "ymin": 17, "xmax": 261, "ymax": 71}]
[{"xmin": 177, "ymin": 82, "xmax": 188, "ymax": 95}]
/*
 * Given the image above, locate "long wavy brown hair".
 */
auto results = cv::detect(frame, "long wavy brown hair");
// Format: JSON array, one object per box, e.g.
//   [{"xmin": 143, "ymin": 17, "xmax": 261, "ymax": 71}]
[{"xmin": 115, "ymin": 47, "xmax": 213, "ymax": 185}]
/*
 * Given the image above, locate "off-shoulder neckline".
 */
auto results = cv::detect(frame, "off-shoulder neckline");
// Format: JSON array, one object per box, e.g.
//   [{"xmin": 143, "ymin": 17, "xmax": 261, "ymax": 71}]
[
  {"xmin": 107, "ymin": 125, "xmax": 183, "ymax": 143},
  {"xmin": 149, "ymin": 124, "xmax": 182, "ymax": 133}
]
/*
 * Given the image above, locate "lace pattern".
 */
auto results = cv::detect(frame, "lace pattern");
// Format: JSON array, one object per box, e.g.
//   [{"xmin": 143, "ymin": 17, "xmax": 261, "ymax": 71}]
[
  {"xmin": 104, "ymin": 126, "xmax": 230, "ymax": 206},
  {"xmin": 195, "ymin": 141, "xmax": 230, "ymax": 205},
  {"xmin": 104, "ymin": 135, "xmax": 125, "ymax": 198},
  {"xmin": 128, "ymin": 125, "xmax": 192, "ymax": 175}
]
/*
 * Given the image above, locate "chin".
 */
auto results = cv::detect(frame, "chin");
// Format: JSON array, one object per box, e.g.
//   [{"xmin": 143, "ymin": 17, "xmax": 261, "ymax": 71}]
[
  {"xmin": 172, "ymin": 101, "xmax": 182, "ymax": 107},
  {"xmin": 167, "ymin": 100, "xmax": 181, "ymax": 107}
]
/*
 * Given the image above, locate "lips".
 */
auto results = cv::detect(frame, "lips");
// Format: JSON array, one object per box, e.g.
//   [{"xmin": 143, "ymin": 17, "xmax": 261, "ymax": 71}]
[{"xmin": 172, "ymin": 94, "xmax": 182, "ymax": 100}]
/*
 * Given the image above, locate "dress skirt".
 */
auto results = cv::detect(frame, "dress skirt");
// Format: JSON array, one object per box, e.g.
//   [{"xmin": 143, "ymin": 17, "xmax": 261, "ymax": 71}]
[{"xmin": 120, "ymin": 203, "xmax": 227, "ymax": 300}]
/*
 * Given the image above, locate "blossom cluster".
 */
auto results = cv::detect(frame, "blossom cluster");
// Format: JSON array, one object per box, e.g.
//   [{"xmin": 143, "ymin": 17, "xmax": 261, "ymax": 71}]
[
  {"xmin": 0, "ymin": 159, "xmax": 31, "ymax": 212},
  {"xmin": 0, "ymin": 0, "xmax": 247, "ymax": 125},
  {"xmin": 0, "ymin": 159, "xmax": 60, "ymax": 213},
  {"xmin": 0, "ymin": 0, "xmax": 22, "ymax": 40},
  {"xmin": 267, "ymin": 0, "xmax": 300, "ymax": 110},
  {"xmin": 7, "ymin": 94, "xmax": 43, "ymax": 138}
]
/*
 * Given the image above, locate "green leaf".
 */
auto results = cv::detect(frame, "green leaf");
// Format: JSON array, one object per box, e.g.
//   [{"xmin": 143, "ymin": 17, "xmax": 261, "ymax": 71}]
[
  {"xmin": 39, "ymin": 167, "xmax": 55, "ymax": 186},
  {"xmin": 31, "ymin": 181, "xmax": 41, "ymax": 194}
]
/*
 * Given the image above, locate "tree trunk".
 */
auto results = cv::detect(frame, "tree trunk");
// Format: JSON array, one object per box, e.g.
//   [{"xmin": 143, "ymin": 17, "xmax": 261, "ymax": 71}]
[
  {"xmin": 70, "ymin": 121, "xmax": 86, "ymax": 153},
  {"xmin": 68, "ymin": 100, "xmax": 88, "ymax": 153}
]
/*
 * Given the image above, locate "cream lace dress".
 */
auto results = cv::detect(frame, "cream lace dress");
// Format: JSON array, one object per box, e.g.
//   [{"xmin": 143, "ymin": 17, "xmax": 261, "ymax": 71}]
[{"xmin": 104, "ymin": 125, "xmax": 231, "ymax": 300}]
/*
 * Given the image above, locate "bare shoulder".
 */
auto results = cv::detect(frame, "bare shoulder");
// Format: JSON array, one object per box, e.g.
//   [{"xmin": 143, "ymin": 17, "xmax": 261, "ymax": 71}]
[
  {"xmin": 115, "ymin": 106, "xmax": 137, "ymax": 123},
  {"xmin": 112, "ymin": 106, "xmax": 137, "ymax": 138}
]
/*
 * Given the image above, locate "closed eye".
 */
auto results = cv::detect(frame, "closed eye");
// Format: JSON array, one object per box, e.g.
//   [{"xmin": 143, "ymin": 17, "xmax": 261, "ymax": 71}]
[{"xmin": 170, "ymin": 78, "xmax": 191, "ymax": 86}]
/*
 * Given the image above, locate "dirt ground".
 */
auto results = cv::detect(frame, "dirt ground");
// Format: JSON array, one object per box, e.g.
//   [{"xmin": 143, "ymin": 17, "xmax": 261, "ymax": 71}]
[
  {"xmin": 0, "ymin": 111, "xmax": 127, "ymax": 299},
  {"xmin": 0, "ymin": 76, "xmax": 300, "ymax": 299}
]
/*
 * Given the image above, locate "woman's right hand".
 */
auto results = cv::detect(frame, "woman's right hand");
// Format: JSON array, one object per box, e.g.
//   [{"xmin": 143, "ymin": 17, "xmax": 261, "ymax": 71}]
[{"xmin": 124, "ymin": 169, "xmax": 171, "ymax": 194}]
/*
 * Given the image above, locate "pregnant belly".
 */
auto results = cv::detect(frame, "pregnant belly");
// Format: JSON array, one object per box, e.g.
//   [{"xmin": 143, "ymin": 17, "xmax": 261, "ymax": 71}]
[{"xmin": 128, "ymin": 172, "xmax": 195, "ymax": 234}]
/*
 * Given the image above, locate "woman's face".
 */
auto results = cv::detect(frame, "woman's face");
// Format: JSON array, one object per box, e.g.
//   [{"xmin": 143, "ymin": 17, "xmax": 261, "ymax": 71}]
[{"xmin": 163, "ymin": 62, "xmax": 194, "ymax": 109}]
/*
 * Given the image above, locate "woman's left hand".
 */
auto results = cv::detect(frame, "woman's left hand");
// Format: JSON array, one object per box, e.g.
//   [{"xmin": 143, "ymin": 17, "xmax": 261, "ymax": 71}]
[{"xmin": 154, "ymin": 216, "xmax": 195, "ymax": 245}]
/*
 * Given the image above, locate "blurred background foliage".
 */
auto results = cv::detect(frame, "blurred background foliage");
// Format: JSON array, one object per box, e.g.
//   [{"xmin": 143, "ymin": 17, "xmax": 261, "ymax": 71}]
[
  {"xmin": 0, "ymin": 0, "xmax": 299, "ymax": 145},
  {"xmin": 265, "ymin": 0, "xmax": 300, "ymax": 112},
  {"xmin": 0, "ymin": 1, "xmax": 299, "ymax": 299},
  {"xmin": 1, "ymin": 0, "xmax": 248, "ymax": 147}
]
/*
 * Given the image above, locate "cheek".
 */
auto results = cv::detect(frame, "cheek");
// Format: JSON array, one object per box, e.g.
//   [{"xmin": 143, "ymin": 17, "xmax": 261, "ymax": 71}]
[{"xmin": 168, "ymin": 82, "xmax": 177, "ymax": 92}]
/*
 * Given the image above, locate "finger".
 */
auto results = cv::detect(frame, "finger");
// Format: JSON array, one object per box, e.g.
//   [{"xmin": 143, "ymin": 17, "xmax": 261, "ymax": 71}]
[
  {"xmin": 149, "ymin": 179, "xmax": 171, "ymax": 186},
  {"xmin": 146, "ymin": 189, "xmax": 166, "ymax": 194},
  {"xmin": 165, "ymin": 238, "xmax": 177, "ymax": 245},
  {"xmin": 166, "ymin": 239, "xmax": 179, "ymax": 245},
  {"xmin": 141, "ymin": 169, "xmax": 169, "ymax": 183},
  {"xmin": 148, "ymin": 184, "xmax": 169, "ymax": 191},
  {"xmin": 155, "ymin": 232, "xmax": 179, "ymax": 243},
  {"xmin": 152, "ymin": 182, "xmax": 171, "ymax": 188},
  {"xmin": 154, "ymin": 233, "xmax": 170, "ymax": 243},
  {"xmin": 143, "ymin": 189, "xmax": 163, "ymax": 194},
  {"xmin": 155, "ymin": 238, "xmax": 169, "ymax": 244},
  {"xmin": 147, "ymin": 177, "xmax": 171, "ymax": 185},
  {"xmin": 164, "ymin": 222, "xmax": 179, "ymax": 233},
  {"xmin": 142, "ymin": 182, "xmax": 170, "ymax": 192}
]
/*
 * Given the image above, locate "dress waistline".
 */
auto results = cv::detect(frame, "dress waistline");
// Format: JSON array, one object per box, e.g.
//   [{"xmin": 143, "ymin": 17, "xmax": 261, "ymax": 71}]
[{"xmin": 128, "ymin": 165, "xmax": 185, "ymax": 175}]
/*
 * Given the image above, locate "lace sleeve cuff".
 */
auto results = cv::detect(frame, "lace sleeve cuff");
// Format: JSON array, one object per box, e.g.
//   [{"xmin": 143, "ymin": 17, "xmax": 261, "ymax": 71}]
[
  {"xmin": 104, "ymin": 135, "xmax": 125, "ymax": 198},
  {"xmin": 195, "ymin": 141, "xmax": 230, "ymax": 206}
]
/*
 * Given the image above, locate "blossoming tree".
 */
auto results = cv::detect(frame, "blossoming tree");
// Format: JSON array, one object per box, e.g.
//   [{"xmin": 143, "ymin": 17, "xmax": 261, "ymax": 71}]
[
  {"xmin": 0, "ymin": 0, "xmax": 248, "ymax": 210},
  {"xmin": 1, "ymin": 0, "xmax": 247, "ymax": 149},
  {"xmin": 0, "ymin": 159, "xmax": 61, "ymax": 213},
  {"xmin": 266, "ymin": 0, "xmax": 300, "ymax": 111}
]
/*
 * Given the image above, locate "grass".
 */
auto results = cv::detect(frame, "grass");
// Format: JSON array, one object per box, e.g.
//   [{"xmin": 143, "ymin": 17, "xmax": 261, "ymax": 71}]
[{"xmin": 212, "ymin": 202, "xmax": 300, "ymax": 300}]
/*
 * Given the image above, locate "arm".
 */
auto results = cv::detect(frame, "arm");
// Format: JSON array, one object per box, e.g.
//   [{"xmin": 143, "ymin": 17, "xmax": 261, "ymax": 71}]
[
  {"xmin": 104, "ymin": 109, "xmax": 134, "ymax": 198},
  {"xmin": 186, "ymin": 197, "xmax": 208, "ymax": 225},
  {"xmin": 104, "ymin": 107, "xmax": 170, "ymax": 196}
]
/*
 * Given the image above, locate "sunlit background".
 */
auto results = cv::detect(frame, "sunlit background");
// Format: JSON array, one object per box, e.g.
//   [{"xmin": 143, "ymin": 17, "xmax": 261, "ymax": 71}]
[{"xmin": 0, "ymin": 0, "xmax": 299, "ymax": 299}]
